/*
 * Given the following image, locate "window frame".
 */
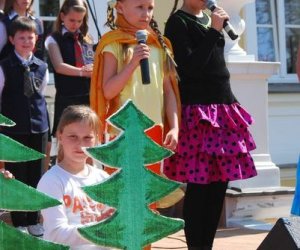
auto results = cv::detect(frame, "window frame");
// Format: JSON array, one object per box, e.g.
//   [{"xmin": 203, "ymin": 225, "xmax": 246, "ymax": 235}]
[{"xmin": 244, "ymin": 0, "xmax": 300, "ymax": 84}]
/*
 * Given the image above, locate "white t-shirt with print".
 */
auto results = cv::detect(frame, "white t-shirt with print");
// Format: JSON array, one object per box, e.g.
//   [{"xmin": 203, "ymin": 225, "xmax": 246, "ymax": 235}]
[{"xmin": 37, "ymin": 164, "xmax": 114, "ymax": 250}]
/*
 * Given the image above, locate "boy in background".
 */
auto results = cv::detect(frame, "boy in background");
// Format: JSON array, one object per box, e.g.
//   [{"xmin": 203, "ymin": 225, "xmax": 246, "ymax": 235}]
[{"xmin": 0, "ymin": 16, "xmax": 49, "ymax": 236}]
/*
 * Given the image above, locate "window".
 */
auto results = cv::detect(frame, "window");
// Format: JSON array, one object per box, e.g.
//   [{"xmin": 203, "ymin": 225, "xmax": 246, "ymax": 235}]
[
  {"xmin": 38, "ymin": 0, "xmax": 60, "ymax": 38},
  {"xmin": 256, "ymin": 0, "xmax": 300, "ymax": 77}
]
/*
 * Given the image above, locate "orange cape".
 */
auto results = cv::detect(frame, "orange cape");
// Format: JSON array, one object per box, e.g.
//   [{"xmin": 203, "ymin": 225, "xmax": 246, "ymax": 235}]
[{"xmin": 90, "ymin": 30, "xmax": 181, "ymax": 141}]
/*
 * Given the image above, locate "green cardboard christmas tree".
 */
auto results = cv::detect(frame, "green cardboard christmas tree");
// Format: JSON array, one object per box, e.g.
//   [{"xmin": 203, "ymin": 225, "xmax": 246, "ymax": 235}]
[
  {"xmin": 0, "ymin": 114, "xmax": 45, "ymax": 161},
  {"xmin": 79, "ymin": 100, "xmax": 184, "ymax": 249},
  {"xmin": 0, "ymin": 114, "xmax": 69, "ymax": 250}
]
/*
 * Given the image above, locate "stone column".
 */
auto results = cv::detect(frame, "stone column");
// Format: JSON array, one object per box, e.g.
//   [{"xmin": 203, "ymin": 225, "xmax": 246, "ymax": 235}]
[
  {"xmin": 218, "ymin": 0, "xmax": 281, "ymax": 191},
  {"xmin": 218, "ymin": 0, "xmax": 254, "ymax": 60}
]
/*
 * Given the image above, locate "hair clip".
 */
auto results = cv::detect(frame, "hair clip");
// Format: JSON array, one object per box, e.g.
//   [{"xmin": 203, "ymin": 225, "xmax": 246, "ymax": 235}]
[{"xmin": 108, "ymin": 0, "xmax": 117, "ymax": 8}]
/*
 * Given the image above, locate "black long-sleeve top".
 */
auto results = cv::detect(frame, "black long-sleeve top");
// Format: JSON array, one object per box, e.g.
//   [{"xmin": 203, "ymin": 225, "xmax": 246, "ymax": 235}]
[{"xmin": 164, "ymin": 10, "xmax": 237, "ymax": 105}]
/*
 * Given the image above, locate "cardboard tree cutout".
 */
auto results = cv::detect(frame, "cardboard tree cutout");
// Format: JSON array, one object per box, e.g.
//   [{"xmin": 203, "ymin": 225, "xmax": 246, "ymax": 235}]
[
  {"xmin": 79, "ymin": 100, "xmax": 184, "ymax": 249},
  {"xmin": 0, "ymin": 114, "xmax": 45, "ymax": 162},
  {"xmin": 0, "ymin": 114, "xmax": 69, "ymax": 250}
]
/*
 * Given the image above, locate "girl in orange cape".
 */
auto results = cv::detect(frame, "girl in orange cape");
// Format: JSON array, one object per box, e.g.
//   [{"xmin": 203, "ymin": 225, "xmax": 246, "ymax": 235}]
[{"xmin": 90, "ymin": 0, "xmax": 181, "ymax": 176}]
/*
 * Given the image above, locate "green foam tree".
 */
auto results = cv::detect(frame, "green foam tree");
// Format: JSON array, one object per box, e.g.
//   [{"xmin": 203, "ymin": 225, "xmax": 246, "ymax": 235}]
[
  {"xmin": 0, "ymin": 114, "xmax": 45, "ymax": 161},
  {"xmin": 0, "ymin": 221, "xmax": 68, "ymax": 250},
  {"xmin": 0, "ymin": 114, "xmax": 69, "ymax": 250},
  {"xmin": 79, "ymin": 100, "xmax": 184, "ymax": 249}
]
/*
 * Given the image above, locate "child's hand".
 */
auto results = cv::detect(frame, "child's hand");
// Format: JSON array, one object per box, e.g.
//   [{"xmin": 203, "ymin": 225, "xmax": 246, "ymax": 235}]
[
  {"xmin": 80, "ymin": 64, "xmax": 93, "ymax": 78},
  {"xmin": 163, "ymin": 128, "xmax": 178, "ymax": 151},
  {"xmin": 211, "ymin": 6, "xmax": 230, "ymax": 32},
  {"xmin": 82, "ymin": 64, "xmax": 93, "ymax": 72},
  {"xmin": 0, "ymin": 169, "xmax": 14, "ymax": 179},
  {"xmin": 131, "ymin": 44, "xmax": 150, "ymax": 68}
]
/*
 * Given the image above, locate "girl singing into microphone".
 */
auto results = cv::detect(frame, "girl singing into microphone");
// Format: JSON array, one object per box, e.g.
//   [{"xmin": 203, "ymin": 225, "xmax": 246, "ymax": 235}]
[
  {"xmin": 90, "ymin": 0, "xmax": 180, "ymax": 176},
  {"xmin": 164, "ymin": 1, "xmax": 257, "ymax": 249}
]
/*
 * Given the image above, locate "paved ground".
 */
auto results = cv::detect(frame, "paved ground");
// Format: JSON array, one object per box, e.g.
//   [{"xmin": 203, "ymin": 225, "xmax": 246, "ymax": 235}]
[
  {"xmin": 1, "ymin": 211, "xmax": 270, "ymax": 250},
  {"xmin": 152, "ymin": 227, "xmax": 269, "ymax": 250}
]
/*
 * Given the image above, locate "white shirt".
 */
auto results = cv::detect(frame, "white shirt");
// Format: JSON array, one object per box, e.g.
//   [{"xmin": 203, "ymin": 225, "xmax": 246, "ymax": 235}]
[
  {"xmin": 45, "ymin": 27, "xmax": 95, "ymax": 65},
  {"xmin": 37, "ymin": 164, "xmax": 113, "ymax": 250},
  {"xmin": 0, "ymin": 51, "xmax": 49, "ymax": 111}
]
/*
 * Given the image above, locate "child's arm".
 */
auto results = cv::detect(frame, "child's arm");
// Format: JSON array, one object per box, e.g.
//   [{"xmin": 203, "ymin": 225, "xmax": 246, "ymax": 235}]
[
  {"xmin": 0, "ymin": 65, "xmax": 4, "ymax": 112},
  {"xmin": 297, "ymin": 44, "xmax": 300, "ymax": 82},
  {"xmin": 163, "ymin": 76, "xmax": 179, "ymax": 151},
  {"xmin": 40, "ymin": 69, "xmax": 49, "ymax": 95},
  {"xmin": 102, "ymin": 43, "xmax": 150, "ymax": 100},
  {"xmin": 0, "ymin": 21, "xmax": 7, "ymax": 52},
  {"xmin": 46, "ymin": 42, "xmax": 92, "ymax": 78},
  {"xmin": 37, "ymin": 175, "xmax": 91, "ymax": 246}
]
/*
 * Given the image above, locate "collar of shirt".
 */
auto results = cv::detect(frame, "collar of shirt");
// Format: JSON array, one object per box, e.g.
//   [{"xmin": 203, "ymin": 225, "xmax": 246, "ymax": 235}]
[
  {"xmin": 14, "ymin": 50, "xmax": 33, "ymax": 66},
  {"xmin": 8, "ymin": 10, "xmax": 35, "ymax": 20},
  {"xmin": 62, "ymin": 27, "xmax": 81, "ymax": 35}
]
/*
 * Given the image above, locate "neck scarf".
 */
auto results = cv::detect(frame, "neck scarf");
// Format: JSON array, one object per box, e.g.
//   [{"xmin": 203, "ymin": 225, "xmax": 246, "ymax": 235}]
[{"xmin": 90, "ymin": 14, "xmax": 181, "ymax": 141}]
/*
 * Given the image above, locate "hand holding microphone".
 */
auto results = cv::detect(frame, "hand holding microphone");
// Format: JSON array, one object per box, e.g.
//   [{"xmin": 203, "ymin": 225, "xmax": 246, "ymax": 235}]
[
  {"xmin": 206, "ymin": 0, "xmax": 238, "ymax": 40},
  {"xmin": 135, "ymin": 30, "xmax": 151, "ymax": 84}
]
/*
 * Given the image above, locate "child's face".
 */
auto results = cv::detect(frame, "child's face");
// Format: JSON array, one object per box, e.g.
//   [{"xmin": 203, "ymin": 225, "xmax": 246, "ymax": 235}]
[
  {"xmin": 184, "ymin": 0, "xmax": 206, "ymax": 11},
  {"xmin": 116, "ymin": 0, "xmax": 154, "ymax": 30},
  {"xmin": 9, "ymin": 30, "xmax": 37, "ymax": 58},
  {"xmin": 57, "ymin": 121, "xmax": 96, "ymax": 165},
  {"xmin": 13, "ymin": 0, "xmax": 32, "ymax": 12},
  {"xmin": 60, "ymin": 9, "xmax": 85, "ymax": 33}
]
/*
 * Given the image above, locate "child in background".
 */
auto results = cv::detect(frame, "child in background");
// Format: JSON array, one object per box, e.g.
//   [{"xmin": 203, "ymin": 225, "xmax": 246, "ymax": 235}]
[
  {"xmin": 297, "ymin": 43, "xmax": 300, "ymax": 81},
  {"xmin": 45, "ymin": 0, "xmax": 94, "ymax": 137},
  {"xmin": 163, "ymin": 1, "xmax": 257, "ymax": 249},
  {"xmin": 0, "ymin": 0, "xmax": 45, "ymax": 60},
  {"xmin": 90, "ymin": 0, "xmax": 181, "ymax": 174},
  {"xmin": 37, "ymin": 105, "xmax": 114, "ymax": 250},
  {"xmin": 0, "ymin": 16, "xmax": 49, "ymax": 236},
  {"xmin": 0, "ymin": 0, "xmax": 51, "ymax": 174}
]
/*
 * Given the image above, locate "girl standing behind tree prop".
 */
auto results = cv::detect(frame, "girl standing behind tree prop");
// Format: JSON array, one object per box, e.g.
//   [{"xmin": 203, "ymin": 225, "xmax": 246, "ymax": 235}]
[
  {"xmin": 163, "ymin": 0, "xmax": 258, "ymax": 249},
  {"xmin": 0, "ymin": 0, "xmax": 45, "ymax": 60},
  {"xmin": 37, "ymin": 105, "xmax": 114, "ymax": 250},
  {"xmin": 45, "ymin": 0, "xmax": 95, "ymax": 138},
  {"xmin": 90, "ymin": 0, "xmax": 181, "ymax": 178}
]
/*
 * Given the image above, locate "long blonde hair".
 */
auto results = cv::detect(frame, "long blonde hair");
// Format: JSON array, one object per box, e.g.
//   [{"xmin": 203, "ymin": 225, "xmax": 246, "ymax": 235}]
[{"xmin": 56, "ymin": 105, "xmax": 101, "ymax": 162}]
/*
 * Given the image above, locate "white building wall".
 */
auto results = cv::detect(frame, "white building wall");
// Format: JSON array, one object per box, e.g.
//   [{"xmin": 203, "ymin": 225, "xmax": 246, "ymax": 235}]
[{"xmin": 269, "ymin": 93, "xmax": 300, "ymax": 165}]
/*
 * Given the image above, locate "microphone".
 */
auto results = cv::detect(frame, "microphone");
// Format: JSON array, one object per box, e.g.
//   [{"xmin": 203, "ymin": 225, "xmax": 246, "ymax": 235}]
[
  {"xmin": 206, "ymin": 0, "xmax": 238, "ymax": 41},
  {"xmin": 135, "ymin": 30, "xmax": 151, "ymax": 84}
]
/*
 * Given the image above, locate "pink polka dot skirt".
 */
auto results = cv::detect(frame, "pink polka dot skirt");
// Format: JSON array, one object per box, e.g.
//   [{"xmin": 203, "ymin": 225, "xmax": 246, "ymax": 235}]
[{"xmin": 164, "ymin": 103, "xmax": 257, "ymax": 184}]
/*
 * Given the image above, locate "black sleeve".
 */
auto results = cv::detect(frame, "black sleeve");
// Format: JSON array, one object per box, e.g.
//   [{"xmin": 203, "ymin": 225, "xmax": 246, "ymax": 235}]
[{"xmin": 164, "ymin": 14, "xmax": 221, "ymax": 78}]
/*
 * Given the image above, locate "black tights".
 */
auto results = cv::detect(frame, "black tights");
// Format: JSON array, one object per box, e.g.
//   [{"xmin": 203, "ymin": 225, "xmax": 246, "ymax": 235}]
[{"xmin": 183, "ymin": 182, "xmax": 228, "ymax": 249}]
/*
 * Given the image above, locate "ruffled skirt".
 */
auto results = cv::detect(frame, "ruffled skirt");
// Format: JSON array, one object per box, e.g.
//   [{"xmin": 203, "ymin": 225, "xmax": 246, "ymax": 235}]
[{"xmin": 163, "ymin": 103, "xmax": 257, "ymax": 184}]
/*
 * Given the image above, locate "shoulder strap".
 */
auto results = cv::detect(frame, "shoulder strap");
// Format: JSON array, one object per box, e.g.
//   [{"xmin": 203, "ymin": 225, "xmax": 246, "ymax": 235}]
[
  {"xmin": 176, "ymin": 11, "xmax": 211, "ymax": 30},
  {"xmin": 174, "ymin": 11, "xmax": 188, "ymax": 28}
]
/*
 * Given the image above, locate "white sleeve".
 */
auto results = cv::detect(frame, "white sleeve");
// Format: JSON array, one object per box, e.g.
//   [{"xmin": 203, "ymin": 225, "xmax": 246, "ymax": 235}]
[
  {"xmin": 0, "ymin": 22, "xmax": 7, "ymax": 53},
  {"xmin": 44, "ymin": 35, "xmax": 57, "ymax": 51},
  {"xmin": 40, "ymin": 68, "xmax": 49, "ymax": 95},
  {"xmin": 37, "ymin": 173, "xmax": 92, "ymax": 247},
  {"xmin": 0, "ymin": 66, "xmax": 5, "ymax": 112}
]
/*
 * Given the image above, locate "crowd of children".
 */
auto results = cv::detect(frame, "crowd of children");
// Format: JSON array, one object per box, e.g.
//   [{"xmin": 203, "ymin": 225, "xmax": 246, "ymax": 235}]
[{"xmin": 0, "ymin": 0, "xmax": 260, "ymax": 249}]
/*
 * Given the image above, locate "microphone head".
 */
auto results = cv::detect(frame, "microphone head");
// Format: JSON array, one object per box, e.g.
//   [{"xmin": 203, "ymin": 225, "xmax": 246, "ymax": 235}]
[
  {"xmin": 135, "ymin": 30, "xmax": 148, "ymax": 42},
  {"xmin": 206, "ymin": 0, "xmax": 217, "ymax": 10}
]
